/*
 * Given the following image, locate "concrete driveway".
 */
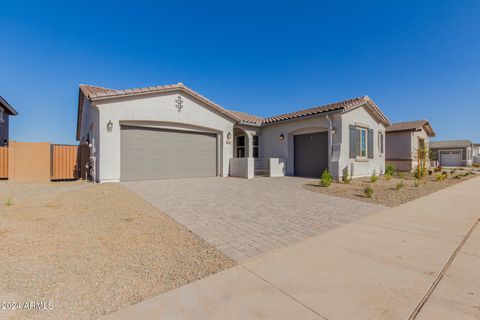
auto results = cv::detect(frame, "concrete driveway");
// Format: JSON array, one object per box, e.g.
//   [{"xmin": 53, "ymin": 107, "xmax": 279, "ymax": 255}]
[{"xmin": 123, "ymin": 177, "xmax": 384, "ymax": 262}]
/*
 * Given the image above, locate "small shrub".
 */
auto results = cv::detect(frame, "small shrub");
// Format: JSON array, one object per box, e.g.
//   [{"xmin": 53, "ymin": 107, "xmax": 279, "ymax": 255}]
[
  {"xmin": 442, "ymin": 171, "xmax": 448, "ymax": 176},
  {"xmin": 397, "ymin": 172, "xmax": 406, "ymax": 179},
  {"xmin": 434, "ymin": 166, "xmax": 442, "ymax": 173},
  {"xmin": 395, "ymin": 182, "xmax": 404, "ymax": 190},
  {"xmin": 428, "ymin": 170, "xmax": 433, "ymax": 176},
  {"xmin": 435, "ymin": 173, "xmax": 447, "ymax": 181},
  {"xmin": 370, "ymin": 170, "xmax": 378, "ymax": 183},
  {"xmin": 319, "ymin": 169, "xmax": 333, "ymax": 187},
  {"xmin": 473, "ymin": 163, "xmax": 480, "ymax": 168},
  {"xmin": 450, "ymin": 169, "xmax": 456, "ymax": 175},
  {"xmin": 385, "ymin": 164, "xmax": 395, "ymax": 176},
  {"xmin": 4, "ymin": 197, "xmax": 13, "ymax": 207},
  {"xmin": 384, "ymin": 173, "xmax": 392, "ymax": 181},
  {"xmin": 364, "ymin": 186, "xmax": 374, "ymax": 198}
]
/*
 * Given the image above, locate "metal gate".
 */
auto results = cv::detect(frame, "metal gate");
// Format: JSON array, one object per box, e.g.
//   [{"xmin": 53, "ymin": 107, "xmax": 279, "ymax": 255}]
[{"xmin": 51, "ymin": 144, "xmax": 79, "ymax": 180}]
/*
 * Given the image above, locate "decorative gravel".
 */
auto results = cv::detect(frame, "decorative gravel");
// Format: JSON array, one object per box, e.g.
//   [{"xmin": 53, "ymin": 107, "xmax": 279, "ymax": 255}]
[
  {"xmin": 0, "ymin": 181, "xmax": 235, "ymax": 320},
  {"xmin": 305, "ymin": 169, "xmax": 478, "ymax": 207}
]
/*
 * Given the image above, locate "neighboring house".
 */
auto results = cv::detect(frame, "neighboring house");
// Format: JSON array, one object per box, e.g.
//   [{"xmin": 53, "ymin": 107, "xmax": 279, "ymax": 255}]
[
  {"xmin": 430, "ymin": 140, "xmax": 474, "ymax": 167},
  {"xmin": 385, "ymin": 120, "xmax": 436, "ymax": 171},
  {"xmin": 76, "ymin": 83, "xmax": 391, "ymax": 182},
  {"xmin": 0, "ymin": 96, "xmax": 19, "ymax": 146},
  {"xmin": 474, "ymin": 143, "xmax": 480, "ymax": 164}
]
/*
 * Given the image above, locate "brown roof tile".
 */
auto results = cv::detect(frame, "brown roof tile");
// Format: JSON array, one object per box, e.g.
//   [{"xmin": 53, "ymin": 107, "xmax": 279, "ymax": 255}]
[{"xmin": 387, "ymin": 120, "xmax": 435, "ymax": 136}]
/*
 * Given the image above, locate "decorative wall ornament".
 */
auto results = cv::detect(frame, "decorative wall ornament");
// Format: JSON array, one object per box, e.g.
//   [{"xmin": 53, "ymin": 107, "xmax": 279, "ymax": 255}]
[
  {"xmin": 175, "ymin": 95, "xmax": 184, "ymax": 112},
  {"xmin": 226, "ymin": 132, "xmax": 232, "ymax": 144}
]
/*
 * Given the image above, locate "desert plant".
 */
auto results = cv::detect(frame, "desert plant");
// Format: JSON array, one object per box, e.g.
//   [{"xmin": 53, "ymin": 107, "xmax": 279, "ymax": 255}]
[
  {"xmin": 397, "ymin": 172, "xmax": 406, "ymax": 179},
  {"xmin": 4, "ymin": 197, "xmax": 13, "ymax": 207},
  {"xmin": 370, "ymin": 170, "xmax": 378, "ymax": 183},
  {"xmin": 385, "ymin": 164, "xmax": 395, "ymax": 176},
  {"xmin": 428, "ymin": 170, "xmax": 433, "ymax": 176},
  {"xmin": 342, "ymin": 167, "xmax": 351, "ymax": 184},
  {"xmin": 319, "ymin": 169, "xmax": 333, "ymax": 187},
  {"xmin": 473, "ymin": 163, "xmax": 480, "ymax": 168},
  {"xmin": 384, "ymin": 173, "xmax": 392, "ymax": 181},
  {"xmin": 435, "ymin": 173, "xmax": 447, "ymax": 181},
  {"xmin": 395, "ymin": 182, "xmax": 404, "ymax": 190},
  {"xmin": 364, "ymin": 185, "xmax": 374, "ymax": 198},
  {"xmin": 434, "ymin": 166, "xmax": 442, "ymax": 173}
]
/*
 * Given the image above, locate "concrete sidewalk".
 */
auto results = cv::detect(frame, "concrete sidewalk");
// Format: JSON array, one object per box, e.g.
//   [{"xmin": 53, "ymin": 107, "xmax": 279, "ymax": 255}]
[{"xmin": 102, "ymin": 176, "xmax": 480, "ymax": 320}]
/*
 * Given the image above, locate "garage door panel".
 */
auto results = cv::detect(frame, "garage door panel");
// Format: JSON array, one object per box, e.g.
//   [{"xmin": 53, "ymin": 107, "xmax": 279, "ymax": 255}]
[
  {"xmin": 440, "ymin": 151, "xmax": 462, "ymax": 167},
  {"xmin": 121, "ymin": 126, "xmax": 217, "ymax": 181},
  {"xmin": 294, "ymin": 132, "xmax": 328, "ymax": 178}
]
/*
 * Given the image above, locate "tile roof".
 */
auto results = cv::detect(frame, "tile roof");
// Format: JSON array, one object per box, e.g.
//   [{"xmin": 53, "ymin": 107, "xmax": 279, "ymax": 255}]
[
  {"xmin": 0, "ymin": 96, "xmax": 19, "ymax": 115},
  {"xmin": 430, "ymin": 140, "xmax": 473, "ymax": 149},
  {"xmin": 228, "ymin": 96, "xmax": 391, "ymax": 126},
  {"xmin": 77, "ymin": 83, "xmax": 391, "ymax": 139},
  {"xmin": 386, "ymin": 120, "xmax": 436, "ymax": 136}
]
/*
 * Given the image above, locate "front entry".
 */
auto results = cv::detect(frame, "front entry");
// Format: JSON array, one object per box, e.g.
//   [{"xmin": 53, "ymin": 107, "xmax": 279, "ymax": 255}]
[{"xmin": 294, "ymin": 132, "xmax": 328, "ymax": 178}]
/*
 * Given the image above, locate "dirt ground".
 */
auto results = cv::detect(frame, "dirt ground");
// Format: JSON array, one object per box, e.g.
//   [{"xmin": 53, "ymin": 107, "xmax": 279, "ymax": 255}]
[
  {"xmin": 305, "ymin": 169, "xmax": 479, "ymax": 207},
  {"xmin": 0, "ymin": 181, "xmax": 235, "ymax": 320}
]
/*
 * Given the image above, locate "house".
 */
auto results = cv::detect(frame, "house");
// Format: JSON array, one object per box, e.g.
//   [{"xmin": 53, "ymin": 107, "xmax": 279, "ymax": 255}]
[
  {"xmin": 474, "ymin": 143, "xmax": 480, "ymax": 164},
  {"xmin": 0, "ymin": 96, "xmax": 19, "ymax": 146},
  {"xmin": 429, "ymin": 140, "xmax": 474, "ymax": 167},
  {"xmin": 385, "ymin": 120, "xmax": 436, "ymax": 171},
  {"xmin": 76, "ymin": 83, "xmax": 391, "ymax": 182}
]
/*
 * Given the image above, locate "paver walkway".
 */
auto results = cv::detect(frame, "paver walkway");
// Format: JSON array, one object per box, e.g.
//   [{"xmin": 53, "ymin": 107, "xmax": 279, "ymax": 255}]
[
  {"xmin": 106, "ymin": 176, "xmax": 480, "ymax": 320},
  {"xmin": 123, "ymin": 177, "xmax": 383, "ymax": 262}
]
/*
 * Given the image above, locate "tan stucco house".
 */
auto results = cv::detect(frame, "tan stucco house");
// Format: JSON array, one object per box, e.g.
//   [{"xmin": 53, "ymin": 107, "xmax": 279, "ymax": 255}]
[
  {"xmin": 76, "ymin": 83, "xmax": 391, "ymax": 182},
  {"xmin": 385, "ymin": 120, "xmax": 436, "ymax": 171},
  {"xmin": 0, "ymin": 96, "xmax": 19, "ymax": 146},
  {"xmin": 430, "ymin": 140, "xmax": 474, "ymax": 167}
]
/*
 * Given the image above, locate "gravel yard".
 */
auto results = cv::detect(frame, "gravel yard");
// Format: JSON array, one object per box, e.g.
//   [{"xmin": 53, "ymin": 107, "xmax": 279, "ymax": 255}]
[
  {"xmin": 0, "ymin": 181, "xmax": 234, "ymax": 320},
  {"xmin": 305, "ymin": 169, "xmax": 478, "ymax": 207}
]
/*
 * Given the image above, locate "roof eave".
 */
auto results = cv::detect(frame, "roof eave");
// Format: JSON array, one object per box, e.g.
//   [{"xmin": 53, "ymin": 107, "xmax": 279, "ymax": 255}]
[{"xmin": 0, "ymin": 97, "xmax": 19, "ymax": 116}]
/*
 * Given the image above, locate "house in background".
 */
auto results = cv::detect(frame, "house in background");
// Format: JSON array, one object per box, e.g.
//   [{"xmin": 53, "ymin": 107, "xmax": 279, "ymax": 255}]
[
  {"xmin": 474, "ymin": 143, "xmax": 480, "ymax": 164},
  {"xmin": 385, "ymin": 120, "xmax": 436, "ymax": 171},
  {"xmin": 430, "ymin": 140, "xmax": 474, "ymax": 167},
  {"xmin": 76, "ymin": 83, "xmax": 390, "ymax": 182},
  {"xmin": 0, "ymin": 96, "xmax": 19, "ymax": 146}
]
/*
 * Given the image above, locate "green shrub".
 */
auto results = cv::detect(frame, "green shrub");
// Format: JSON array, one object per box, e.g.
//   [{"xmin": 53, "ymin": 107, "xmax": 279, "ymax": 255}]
[
  {"xmin": 364, "ymin": 186, "xmax": 374, "ymax": 198},
  {"xmin": 397, "ymin": 172, "xmax": 406, "ymax": 179},
  {"xmin": 370, "ymin": 170, "xmax": 378, "ymax": 183},
  {"xmin": 319, "ymin": 169, "xmax": 333, "ymax": 187},
  {"xmin": 384, "ymin": 173, "xmax": 392, "ymax": 181},
  {"xmin": 385, "ymin": 164, "xmax": 395, "ymax": 176},
  {"xmin": 395, "ymin": 182, "xmax": 404, "ymax": 190},
  {"xmin": 435, "ymin": 173, "xmax": 447, "ymax": 181},
  {"xmin": 4, "ymin": 197, "xmax": 13, "ymax": 207}
]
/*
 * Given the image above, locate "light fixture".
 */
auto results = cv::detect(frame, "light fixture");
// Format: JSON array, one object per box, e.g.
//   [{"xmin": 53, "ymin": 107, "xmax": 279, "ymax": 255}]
[
  {"xmin": 280, "ymin": 134, "xmax": 285, "ymax": 140},
  {"xmin": 332, "ymin": 127, "xmax": 337, "ymax": 135},
  {"xmin": 226, "ymin": 132, "xmax": 232, "ymax": 143},
  {"xmin": 107, "ymin": 120, "xmax": 113, "ymax": 133}
]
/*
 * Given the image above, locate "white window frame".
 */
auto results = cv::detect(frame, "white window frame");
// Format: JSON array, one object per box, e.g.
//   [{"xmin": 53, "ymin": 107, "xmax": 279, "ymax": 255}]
[
  {"xmin": 378, "ymin": 131, "xmax": 384, "ymax": 154},
  {"xmin": 357, "ymin": 127, "xmax": 368, "ymax": 159}
]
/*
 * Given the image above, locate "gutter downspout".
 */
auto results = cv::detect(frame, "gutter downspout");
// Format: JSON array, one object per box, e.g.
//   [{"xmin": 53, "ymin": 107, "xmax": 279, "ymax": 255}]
[{"xmin": 326, "ymin": 114, "xmax": 333, "ymax": 175}]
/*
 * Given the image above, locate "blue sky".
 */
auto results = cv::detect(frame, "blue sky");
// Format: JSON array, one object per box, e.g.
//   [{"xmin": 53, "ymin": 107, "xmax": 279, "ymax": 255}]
[{"xmin": 1, "ymin": 0, "xmax": 479, "ymax": 144}]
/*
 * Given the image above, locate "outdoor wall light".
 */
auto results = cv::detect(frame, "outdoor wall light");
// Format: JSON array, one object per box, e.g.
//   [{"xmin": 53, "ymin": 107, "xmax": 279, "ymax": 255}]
[
  {"xmin": 107, "ymin": 120, "xmax": 113, "ymax": 133},
  {"xmin": 332, "ymin": 127, "xmax": 337, "ymax": 135},
  {"xmin": 280, "ymin": 134, "xmax": 285, "ymax": 140},
  {"xmin": 226, "ymin": 132, "xmax": 232, "ymax": 143}
]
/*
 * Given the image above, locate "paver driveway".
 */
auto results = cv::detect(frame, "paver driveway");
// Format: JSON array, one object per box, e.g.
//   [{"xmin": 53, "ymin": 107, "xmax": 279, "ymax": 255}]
[{"xmin": 123, "ymin": 177, "xmax": 384, "ymax": 262}]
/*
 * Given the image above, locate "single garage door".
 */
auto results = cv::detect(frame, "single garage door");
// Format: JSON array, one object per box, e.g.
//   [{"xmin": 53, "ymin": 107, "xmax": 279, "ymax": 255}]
[
  {"xmin": 440, "ymin": 151, "xmax": 462, "ymax": 167},
  {"xmin": 294, "ymin": 132, "xmax": 328, "ymax": 178},
  {"xmin": 121, "ymin": 126, "xmax": 217, "ymax": 181}
]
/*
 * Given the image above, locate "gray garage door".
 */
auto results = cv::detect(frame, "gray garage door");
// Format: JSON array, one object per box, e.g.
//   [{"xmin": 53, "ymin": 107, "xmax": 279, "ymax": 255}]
[
  {"xmin": 294, "ymin": 132, "xmax": 328, "ymax": 178},
  {"xmin": 121, "ymin": 126, "xmax": 217, "ymax": 181}
]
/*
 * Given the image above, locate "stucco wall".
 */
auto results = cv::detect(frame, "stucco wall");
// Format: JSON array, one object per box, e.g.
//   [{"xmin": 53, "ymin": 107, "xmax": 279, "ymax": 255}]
[
  {"xmin": 386, "ymin": 131, "xmax": 411, "ymax": 160},
  {"xmin": 339, "ymin": 107, "xmax": 386, "ymax": 178},
  {"xmin": 0, "ymin": 113, "xmax": 9, "ymax": 146},
  {"xmin": 260, "ymin": 114, "xmax": 338, "ymax": 176},
  {"xmin": 91, "ymin": 91, "xmax": 235, "ymax": 182}
]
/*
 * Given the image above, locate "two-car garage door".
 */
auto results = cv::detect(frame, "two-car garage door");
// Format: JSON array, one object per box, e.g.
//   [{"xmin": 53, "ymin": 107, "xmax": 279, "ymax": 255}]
[{"xmin": 121, "ymin": 126, "xmax": 217, "ymax": 181}]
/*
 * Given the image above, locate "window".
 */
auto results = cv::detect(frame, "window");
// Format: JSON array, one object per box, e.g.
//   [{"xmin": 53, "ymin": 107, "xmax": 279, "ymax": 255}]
[
  {"xmin": 236, "ymin": 136, "xmax": 245, "ymax": 158},
  {"xmin": 252, "ymin": 135, "xmax": 259, "ymax": 158},
  {"xmin": 357, "ymin": 127, "xmax": 368, "ymax": 158},
  {"xmin": 0, "ymin": 108, "xmax": 3, "ymax": 123},
  {"xmin": 378, "ymin": 131, "xmax": 384, "ymax": 153}
]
